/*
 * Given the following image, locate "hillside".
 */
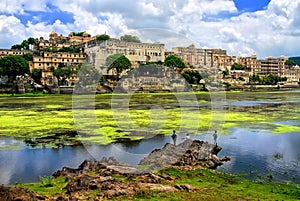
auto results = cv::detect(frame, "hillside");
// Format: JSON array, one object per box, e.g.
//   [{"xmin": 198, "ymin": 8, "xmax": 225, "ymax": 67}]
[{"xmin": 289, "ymin": 56, "xmax": 300, "ymax": 65}]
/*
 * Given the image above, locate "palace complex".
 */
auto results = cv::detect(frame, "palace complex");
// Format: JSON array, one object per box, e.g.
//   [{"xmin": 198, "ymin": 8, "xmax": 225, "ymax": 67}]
[{"xmin": 0, "ymin": 31, "xmax": 300, "ymax": 86}]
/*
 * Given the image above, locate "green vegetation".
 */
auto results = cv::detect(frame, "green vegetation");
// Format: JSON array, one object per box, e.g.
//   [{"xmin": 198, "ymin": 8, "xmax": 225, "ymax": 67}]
[
  {"xmin": 14, "ymin": 167, "xmax": 300, "ymax": 200},
  {"xmin": 31, "ymin": 69, "xmax": 42, "ymax": 84},
  {"xmin": 58, "ymin": 46, "xmax": 81, "ymax": 53},
  {"xmin": 147, "ymin": 168, "xmax": 300, "ymax": 201},
  {"xmin": 22, "ymin": 53, "xmax": 34, "ymax": 61},
  {"xmin": 181, "ymin": 68, "xmax": 202, "ymax": 84},
  {"xmin": 106, "ymin": 53, "xmax": 131, "ymax": 80},
  {"xmin": 11, "ymin": 37, "xmax": 35, "ymax": 50},
  {"xmin": 38, "ymin": 45, "xmax": 80, "ymax": 53},
  {"xmin": 76, "ymin": 63, "xmax": 101, "ymax": 86},
  {"xmin": 164, "ymin": 55, "xmax": 186, "ymax": 69},
  {"xmin": 222, "ymin": 67, "xmax": 229, "ymax": 78},
  {"xmin": 52, "ymin": 65, "xmax": 77, "ymax": 85},
  {"xmin": 71, "ymin": 32, "xmax": 90, "ymax": 37},
  {"xmin": 120, "ymin": 34, "xmax": 141, "ymax": 43},
  {"xmin": 0, "ymin": 55, "xmax": 29, "ymax": 82},
  {"xmin": 288, "ymin": 57, "xmax": 300, "ymax": 66},
  {"xmin": 0, "ymin": 91, "xmax": 299, "ymax": 149},
  {"xmin": 15, "ymin": 176, "xmax": 67, "ymax": 196},
  {"xmin": 249, "ymin": 74, "xmax": 287, "ymax": 85},
  {"xmin": 285, "ymin": 59, "xmax": 297, "ymax": 67},
  {"xmin": 96, "ymin": 34, "xmax": 110, "ymax": 41},
  {"xmin": 231, "ymin": 62, "xmax": 244, "ymax": 70}
]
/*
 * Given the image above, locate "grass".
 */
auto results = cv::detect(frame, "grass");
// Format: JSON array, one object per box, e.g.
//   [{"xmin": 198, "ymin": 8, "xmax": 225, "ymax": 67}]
[
  {"xmin": 133, "ymin": 167, "xmax": 300, "ymax": 201},
  {"xmin": 14, "ymin": 167, "xmax": 300, "ymax": 200},
  {"xmin": 15, "ymin": 176, "xmax": 67, "ymax": 196}
]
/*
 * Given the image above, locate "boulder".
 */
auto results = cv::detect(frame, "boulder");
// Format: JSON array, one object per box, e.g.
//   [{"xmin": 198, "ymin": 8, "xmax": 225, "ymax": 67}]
[
  {"xmin": 139, "ymin": 139, "xmax": 227, "ymax": 169},
  {"xmin": 0, "ymin": 185, "xmax": 46, "ymax": 201}
]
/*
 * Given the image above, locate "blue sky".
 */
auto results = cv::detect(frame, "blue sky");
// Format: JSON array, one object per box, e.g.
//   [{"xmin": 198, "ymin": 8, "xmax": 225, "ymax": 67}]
[
  {"xmin": 15, "ymin": 8, "xmax": 74, "ymax": 25},
  {"xmin": 0, "ymin": 0, "xmax": 299, "ymax": 58},
  {"xmin": 233, "ymin": 0, "xmax": 271, "ymax": 12}
]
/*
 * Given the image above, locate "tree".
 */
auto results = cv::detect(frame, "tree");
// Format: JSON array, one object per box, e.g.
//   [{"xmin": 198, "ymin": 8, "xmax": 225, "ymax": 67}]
[
  {"xmin": 164, "ymin": 55, "xmax": 186, "ymax": 69},
  {"xmin": 58, "ymin": 46, "xmax": 80, "ymax": 53},
  {"xmin": 22, "ymin": 53, "xmax": 33, "ymax": 61},
  {"xmin": 76, "ymin": 63, "xmax": 101, "ymax": 86},
  {"xmin": 11, "ymin": 37, "xmax": 34, "ymax": 50},
  {"xmin": 285, "ymin": 59, "xmax": 296, "ymax": 67},
  {"xmin": 72, "ymin": 32, "xmax": 84, "ymax": 36},
  {"xmin": 231, "ymin": 63, "xmax": 244, "ymax": 70},
  {"xmin": 249, "ymin": 74, "xmax": 260, "ymax": 84},
  {"xmin": 27, "ymin": 37, "xmax": 35, "ymax": 45},
  {"xmin": 21, "ymin": 40, "xmax": 29, "ymax": 50},
  {"xmin": 11, "ymin": 44, "xmax": 23, "ymax": 50},
  {"xmin": 222, "ymin": 67, "xmax": 229, "ymax": 78},
  {"xmin": 31, "ymin": 69, "xmax": 42, "ymax": 84},
  {"xmin": 97, "ymin": 34, "xmax": 110, "ymax": 41},
  {"xmin": 0, "ymin": 55, "xmax": 29, "ymax": 82},
  {"xmin": 181, "ymin": 68, "xmax": 202, "ymax": 84},
  {"xmin": 53, "ymin": 66, "xmax": 74, "ymax": 85},
  {"xmin": 106, "ymin": 54, "xmax": 131, "ymax": 80},
  {"xmin": 120, "ymin": 34, "xmax": 141, "ymax": 43},
  {"xmin": 27, "ymin": 37, "xmax": 35, "ymax": 50}
]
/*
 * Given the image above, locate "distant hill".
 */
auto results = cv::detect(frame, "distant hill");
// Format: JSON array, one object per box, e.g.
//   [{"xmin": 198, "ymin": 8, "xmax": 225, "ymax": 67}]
[{"xmin": 289, "ymin": 57, "xmax": 300, "ymax": 65}]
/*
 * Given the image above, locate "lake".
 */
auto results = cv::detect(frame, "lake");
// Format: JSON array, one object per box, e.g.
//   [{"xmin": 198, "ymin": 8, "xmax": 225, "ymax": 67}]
[{"xmin": 0, "ymin": 90, "xmax": 299, "ymax": 185}]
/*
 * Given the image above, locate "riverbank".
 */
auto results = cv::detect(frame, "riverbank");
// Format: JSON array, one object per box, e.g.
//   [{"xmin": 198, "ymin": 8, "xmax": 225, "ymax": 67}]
[
  {"xmin": 0, "ymin": 82, "xmax": 299, "ymax": 95},
  {"xmin": 4, "ymin": 140, "xmax": 300, "ymax": 200}
]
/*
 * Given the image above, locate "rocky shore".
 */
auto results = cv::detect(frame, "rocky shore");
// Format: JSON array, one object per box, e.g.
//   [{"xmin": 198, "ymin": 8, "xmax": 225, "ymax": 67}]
[{"xmin": 0, "ymin": 140, "xmax": 230, "ymax": 201}]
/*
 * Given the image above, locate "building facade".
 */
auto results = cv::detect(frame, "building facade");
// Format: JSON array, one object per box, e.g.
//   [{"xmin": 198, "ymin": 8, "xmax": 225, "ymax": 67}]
[
  {"xmin": 84, "ymin": 38, "xmax": 165, "ymax": 75},
  {"xmin": 283, "ymin": 65, "xmax": 300, "ymax": 83},
  {"xmin": 31, "ymin": 52, "xmax": 86, "ymax": 85},
  {"xmin": 258, "ymin": 56, "xmax": 288, "ymax": 76},
  {"xmin": 172, "ymin": 44, "xmax": 236, "ymax": 69},
  {"xmin": 237, "ymin": 54, "xmax": 260, "ymax": 75},
  {"xmin": 0, "ymin": 49, "xmax": 31, "ymax": 58},
  {"xmin": 34, "ymin": 31, "xmax": 96, "ymax": 50}
]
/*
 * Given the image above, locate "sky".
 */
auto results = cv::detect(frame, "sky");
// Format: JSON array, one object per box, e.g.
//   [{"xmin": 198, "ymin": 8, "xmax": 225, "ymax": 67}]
[{"xmin": 0, "ymin": 0, "xmax": 299, "ymax": 59}]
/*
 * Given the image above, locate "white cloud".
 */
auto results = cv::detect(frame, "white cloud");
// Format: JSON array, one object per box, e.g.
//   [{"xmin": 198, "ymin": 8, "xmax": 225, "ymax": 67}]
[
  {"xmin": 0, "ymin": 15, "xmax": 26, "ymax": 47},
  {"xmin": 0, "ymin": 0, "xmax": 49, "ymax": 14},
  {"xmin": 0, "ymin": 0, "xmax": 299, "ymax": 58},
  {"xmin": 22, "ymin": 0, "xmax": 49, "ymax": 12},
  {"xmin": 0, "ymin": 0, "xmax": 26, "ymax": 14}
]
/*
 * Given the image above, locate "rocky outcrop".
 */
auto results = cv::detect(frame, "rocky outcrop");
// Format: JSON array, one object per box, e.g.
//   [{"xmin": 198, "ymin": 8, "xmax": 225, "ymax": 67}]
[
  {"xmin": 0, "ymin": 185, "xmax": 46, "ymax": 201},
  {"xmin": 139, "ymin": 139, "xmax": 229, "ymax": 169},
  {"xmin": 51, "ymin": 159, "xmax": 190, "ymax": 200},
  {"xmin": 2, "ymin": 140, "xmax": 230, "ymax": 200}
]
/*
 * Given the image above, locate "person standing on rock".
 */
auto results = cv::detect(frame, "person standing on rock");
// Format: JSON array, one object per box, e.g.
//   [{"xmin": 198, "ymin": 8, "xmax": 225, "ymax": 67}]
[
  {"xmin": 185, "ymin": 133, "xmax": 190, "ymax": 140},
  {"xmin": 171, "ymin": 130, "xmax": 177, "ymax": 145},
  {"xmin": 213, "ymin": 130, "xmax": 218, "ymax": 145}
]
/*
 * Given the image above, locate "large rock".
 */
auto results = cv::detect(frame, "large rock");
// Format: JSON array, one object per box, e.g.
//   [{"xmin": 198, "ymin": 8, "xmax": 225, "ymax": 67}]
[
  {"xmin": 0, "ymin": 185, "xmax": 46, "ymax": 201},
  {"xmin": 139, "ymin": 139, "xmax": 226, "ymax": 169}
]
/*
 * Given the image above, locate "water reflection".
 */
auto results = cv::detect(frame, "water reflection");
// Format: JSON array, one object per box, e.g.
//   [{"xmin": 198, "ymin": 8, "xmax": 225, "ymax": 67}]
[
  {"xmin": 1, "ymin": 129, "xmax": 300, "ymax": 185},
  {"xmin": 217, "ymin": 128, "xmax": 300, "ymax": 183}
]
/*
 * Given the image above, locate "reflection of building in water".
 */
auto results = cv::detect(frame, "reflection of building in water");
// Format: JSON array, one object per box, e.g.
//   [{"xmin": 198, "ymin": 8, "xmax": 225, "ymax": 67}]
[
  {"xmin": 120, "ymin": 65, "xmax": 187, "ymax": 92},
  {"xmin": 84, "ymin": 38, "xmax": 165, "ymax": 75}
]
